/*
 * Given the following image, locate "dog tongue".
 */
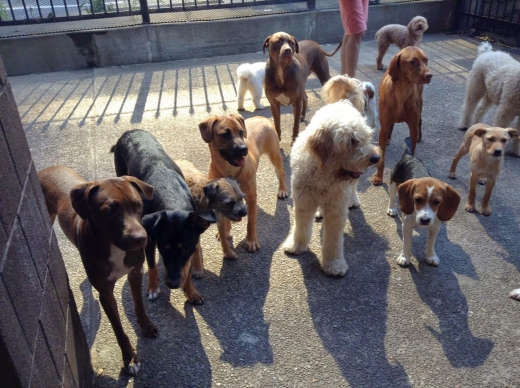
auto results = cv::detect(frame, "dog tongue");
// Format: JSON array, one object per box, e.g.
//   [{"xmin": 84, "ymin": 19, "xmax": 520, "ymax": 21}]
[{"xmin": 235, "ymin": 157, "xmax": 245, "ymax": 166}]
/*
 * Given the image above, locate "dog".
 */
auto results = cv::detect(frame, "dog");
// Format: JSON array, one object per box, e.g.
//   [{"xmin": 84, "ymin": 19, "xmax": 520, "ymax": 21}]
[
  {"xmin": 375, "ymin": 16, "xmax": 429, "ymax": 70},
  {"xmin": 112, "ymin": 129, "xmax": 216, "ymax": 304},
  {"xmin": 237, "ymin": 62, "xmax": 266, "ymax": 111},
  {"xmin": 321, "ymin": 74, "xmax": 379, "ymax": 129},
  {"xmin": 458, "ymin": 42, "xmax": 520, "ymax": 156},
  {"xmin": 373, "ymin": 46, "xmax": 432, "ymax": 186},
  {"xmin": 174, "ymin": 159, "xmax": 247, "ymax": 276},
  {"xmin": 282, "ymin": 100, "xmax": 381, "ymax": 276},
  {"xmin": 37, "ymin": 166, "xmax": 156, "ymax": 375},
  {"xmin": 393, "ymin": 175, "xmax": 460, "ymax": 267},
  {"xmin": 199, "ymin": 114, "xmax": 288, "ymax": 259},
  {"xmin": 448, "ymin": 123, "xmax": 518, "ymax": 216},
  {"xmin": 263, "ymin": 31, "xmax": 342, "ymax": 141}
]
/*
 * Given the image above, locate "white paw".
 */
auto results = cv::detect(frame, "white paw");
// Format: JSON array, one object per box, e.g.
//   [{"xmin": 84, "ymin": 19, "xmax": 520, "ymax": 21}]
[
  {"xmin": 509, "ymin": 289, "xmax": 520, "ymax": 300},
  {"xmin": 396, "ymin": 254, "xmax": 411, "ymax": 267},
  {"xmin": 282, "ymin": 237, "xmax": 307, "ymax": 255},
  {"xmin": 387, "ymin": 207, "xmax": 398, "ymax": 217},
  {"xmin": 126, "ymin": 360, "xmax": 141, "ymax": 376},
  {"xmin": 315, "ymin": 209, "xmax": 323, "ymax": 220},
  {"xmin": 323, "ymin": 258, "xmax": 348, "ymax": 277},
  {"xmin": 148, "ymin": 287, "xmax": 160, "ymax": 301},
  {"xmin": 426, "ymin": 255, "xmax": 440, "ymax": 267},
  {"xmin": 255, "ymin": 103, "xmax": 265, "ymax": 110}
]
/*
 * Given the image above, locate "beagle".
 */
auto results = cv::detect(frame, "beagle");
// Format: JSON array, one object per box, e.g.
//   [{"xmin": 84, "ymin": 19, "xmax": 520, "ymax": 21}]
[
  {"xmin": 394, "ymin": 176, "xmax": 461, "ymax": 267},
  {"xmin": 449, "ymin": 123, "xmax": 519, "ymax": 216}
]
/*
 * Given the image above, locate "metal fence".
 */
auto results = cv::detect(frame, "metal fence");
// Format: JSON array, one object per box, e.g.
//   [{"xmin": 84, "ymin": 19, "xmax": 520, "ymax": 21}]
[{"xmin": 453, "ymin": 0, "xmax": 520, "ymax": 39}]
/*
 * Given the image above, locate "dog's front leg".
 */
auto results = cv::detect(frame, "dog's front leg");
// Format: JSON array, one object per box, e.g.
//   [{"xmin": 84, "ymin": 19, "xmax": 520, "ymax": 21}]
[
  {"xmin": 321, "ymin": 206, "xmax": 349, "ymax": 276},
  {"xmin": 397, "ymin": 216, "xmax": 414, "ymax": 266},
  {"xmin": 373, "ymin": 124, "xmax": 389, "ymax": 185},
  {"xmin": 425, "ymin": 222, "xmax": 442, "ymax": 266},
  {"xmin": 181, "ymin": 258, "xmax": 204, "ymax": 305},
  {"xmin": 145, "ymin": 241, "xmax": 160, "ymax": 301},
  {"xmin": 465, "ymin": 172, "xmax": 479, "ymax": 213},
  {"xmin": 190, "ymin": 240, "xmax": 205, "ymax": 277},
  {"xmin": 127, "ymin": 262, "xmax": 158, "ymax": 338},
  {"xmin": 217, "ymin": 214, "xmax": 237, "ymax": 259},
  {"xmin": 98, "ymin": 285, "xmax": 140, "ymax": 375},
  {"xmin": 480, "ymin": 176, "xmax": 497, "ymax": 216},
  {"xmin": 283, "ymin": 202, "xmax": 316, "ymax": 255},
  {"xmin": 387, "ymin": 182, "xmax": 398, "ymax": 216},
  {"xmin": 244, "ymin": 192, "xmax": 260, "ymax": 252},
  {"xmin": 291, "ymin": 98, "xmax": 303, "ymax": 142},
  {"xmin": 269, "ymin": 99, "xmax": 282, "ymax": 140}
]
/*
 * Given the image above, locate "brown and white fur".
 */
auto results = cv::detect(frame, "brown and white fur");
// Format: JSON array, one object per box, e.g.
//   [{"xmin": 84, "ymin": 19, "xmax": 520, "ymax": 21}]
[
  {"xmin": 237, "ymin": 61, "xmax": 266, "ymax": 111},
  {"xmin": 449, "ymin": 123, "xmax": 518, "ymax": 216},
  {"xmin": 375, "ymin": 16, "xmax": 429, "ymax": 70},
  {"xmin": 282, "ymin": 100, "xmax": 381, "ymax": 276},
  {"xmin": 395, "ymin": 177, "xmax": 460, "ymax": 267}
]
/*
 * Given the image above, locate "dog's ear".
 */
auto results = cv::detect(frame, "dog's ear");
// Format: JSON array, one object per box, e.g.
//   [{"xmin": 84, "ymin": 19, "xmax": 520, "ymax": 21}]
[
  {"xmin": 198, "ymin": 116, "xmax": 219, "ymax": 143},
  {"xmin": 507, "ymin": 128, "xmax": 519, "ymax": 139},
  {"xmin": 437, "ymin": 183, "xmax": 461, "ymax": 222},
  {"xmin": 231, "ymin": 114, "xmax": 247, "ymax": 138},
  {"xmin": 471, "ymin": 125, "xmax": 489, "ymax": 138},
  {"xmin": 142, "ymin": 211, "xmax": 167, "ymax": 241},
  {"xmin": 189, "ymin": 210, "xmax": 217, "ymax": 234},
  {"xmin": 70, "ymin": 183, "xmax": 98, "ymax": 220},
  {"xmin": 397, "ymin": 180, "xmax": 416, "ymax": 215},
  {"xmin": 290, "ymin": 35, "xmax": 299, "ymax": 53},
  {"xmin": 262, "ymin": 36, "xmax": 271, "ymax": 54},
  {"xmin": 307, "ymin": 129, "xmax": 333, "ymax": 169},
  {"xmin": 388, "ymin": 53, "xmax": 402, "ymax": 83},
  {"xmin": 121, "ymin": 176, "xmax": 154, "ymax": 200},
  {"xmin": 203, "ymin": 181, "xmax": 220, "ymax": 205}
]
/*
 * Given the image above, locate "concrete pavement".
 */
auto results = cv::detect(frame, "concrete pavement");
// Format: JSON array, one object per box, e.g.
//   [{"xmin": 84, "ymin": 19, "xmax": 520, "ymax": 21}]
[{"xmin": 10, "ymin": 34, "xmax": 520, "ymax": 387}]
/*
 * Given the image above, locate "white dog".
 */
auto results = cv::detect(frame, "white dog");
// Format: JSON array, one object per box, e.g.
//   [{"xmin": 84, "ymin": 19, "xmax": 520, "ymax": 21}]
[
  {"xmin": 236, "ymin": 62, "xmax": 266, "ymax": 110},
  {"xmin": 375, "ymin": 16, "xmax": 429, "ymax": 70},
  {"xmin": 458, "ymin": 42, "xmax": 520, "ymax": 156},
  {"xmin": 282, "ymin": 100, "xmax": 382, "ymax": 276}
]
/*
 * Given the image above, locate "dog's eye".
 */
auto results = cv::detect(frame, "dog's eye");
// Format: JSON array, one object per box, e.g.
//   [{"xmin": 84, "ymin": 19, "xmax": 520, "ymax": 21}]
[
  {"xmin": 239, "ymin": 130, "xmax": 245, "ymax": 138},
  {"xmin": 410, "ymin": 59, "xmax": 417, "ymax": 66},
  {"xmin": 107, "ymin": 202, "xmax": 119, "ymax": 214},
  {"xmin": 135, "ymin": 201, "xmax": 142, "ymax": 209},
  {"xmin": 432, "ymin": 200, "xmax": 441, "ymax": 206},
  {"xmin": 424, "ymin": 59, "xmax": 428, "ymax": 65},
  {"xmin": 487, "ymin": 137, "xmax": 495, "ymax": 142},
  {"xmin": 414, "ymin": 197, "xmax": 423, "ymax": 205},
  {"xmin": 349, "ymin": 138, "xmax": 358, "ymax": 146},
  {"xmin": 220, "ymin": 130, "xmax": 232, "ymax": 140},
  {"xmin": 501, "ymin": 138, "xmax": 508, "ymax": 143}
]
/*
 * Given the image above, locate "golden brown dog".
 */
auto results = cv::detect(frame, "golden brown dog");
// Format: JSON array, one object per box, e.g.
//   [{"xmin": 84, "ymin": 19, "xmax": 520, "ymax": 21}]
[
  {"xmin": 448, "ymin": 123, "xmax": 518, "ymax": 216},
  {"xmin": 199, "ymin": 114, "xmax": 288, "ymax": 259},
  {"xmin": 174, "ymin": 159, "xmax": 247, "ymax": 275},
  {"xmin": 263, "ymin": 31, "xmax": 341, "ymax": 142},
  {"xmin": 373, "ymin": 46, "xmax": 432, "ymax": 186}
]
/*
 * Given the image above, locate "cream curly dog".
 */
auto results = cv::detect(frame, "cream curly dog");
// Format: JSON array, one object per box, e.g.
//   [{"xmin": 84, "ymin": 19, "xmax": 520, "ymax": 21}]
[
  {"xmin": 375, "ymin": 16, "xmax": 429, "ymax": 70},
  {"xmin": 283, "ymin": 100, "xmax": 381, "ymax": 276},
  {"xmin": 458, "ymin": 42, "xmax": 520, "ymax": 156}
]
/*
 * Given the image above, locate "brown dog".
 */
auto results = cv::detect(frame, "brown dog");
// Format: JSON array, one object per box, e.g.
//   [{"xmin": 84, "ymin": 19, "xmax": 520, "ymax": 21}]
[
  {"xmin": 37, "ymin": 166, "xmax": 156, "ymax": 376},
  {"xmin": 448, "ymin": 123, "xmax": 518, "ymax": 216},
  {"xmin": 263, "ymin": 31, "xmax": 341, "ymax": 142},
  {"xmin": 174, "ymin": 159, "xmax": 247, "ymax": 275},
  {"xmin": 373, "ymin": 46, "xmax": 432, "ymax": 185},
  {"xmin": 199, "ymin": 114, "xmax": 288, "ymax": 259}
]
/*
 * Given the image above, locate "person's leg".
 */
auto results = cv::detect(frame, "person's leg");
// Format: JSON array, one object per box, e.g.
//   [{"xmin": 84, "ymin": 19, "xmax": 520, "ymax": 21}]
[
  {"xmin": 341, "ymin": 31, "xmax": 365, "ymax": 77},
  {"xmin": 338, "ymin": 0, "xmax": 369, "ymax": 77}
]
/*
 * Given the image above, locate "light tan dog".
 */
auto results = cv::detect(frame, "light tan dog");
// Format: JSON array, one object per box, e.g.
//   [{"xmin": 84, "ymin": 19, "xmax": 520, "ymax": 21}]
[
  {"xmin": 199, "ymin": 114, "xmax": 288, "ymax": 259},
  {"xmin": 174, "ymin": 159, "xmax": 247, "ymax": 275},
  {"xmin": 449, "ymin": 123, "xmax": 518, "ymax": 215},
  {"xmin": 375, "ymin": 16, "xmax": 429, "ymax": 70},
  {"xmin": 373, "ymin": 46, "xmax": 432, "ymax": 186}
]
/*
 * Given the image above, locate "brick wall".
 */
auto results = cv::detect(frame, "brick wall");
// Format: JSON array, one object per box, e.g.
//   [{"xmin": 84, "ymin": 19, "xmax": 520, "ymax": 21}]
[{"xmin": 0, "ymin": 55, "xmax": 93, "ymax": 387}]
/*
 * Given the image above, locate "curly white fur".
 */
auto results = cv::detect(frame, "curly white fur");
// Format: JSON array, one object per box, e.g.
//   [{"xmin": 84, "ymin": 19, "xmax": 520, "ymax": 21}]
[
  {"xmin": 283, "ymin": 100, "xmax": 381, "ymax": 276},
  {"xmin": 458, "ymin": 42, "xmax": 520, "ymax": 156},
  {"xmin": 236, "ymin": 62, "xmax": 266, "ymax": 110},
  {"xmin": 375, "ymin": 16, "xmax": 429, "ymax": 70}
]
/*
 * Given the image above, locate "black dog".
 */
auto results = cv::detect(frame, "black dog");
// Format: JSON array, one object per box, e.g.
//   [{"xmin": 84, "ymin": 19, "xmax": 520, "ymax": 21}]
[
  {"xmin": 387, "ymin": 137, "xmax": 430, "ymax": 217},
  {"xmin": 111, "ymin": 129, "xmax": 216, "ymax": 305}
]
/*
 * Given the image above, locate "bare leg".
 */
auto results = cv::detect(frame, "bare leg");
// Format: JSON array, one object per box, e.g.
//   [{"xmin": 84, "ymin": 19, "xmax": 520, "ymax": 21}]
[{"xmin": 341, "ymin": 31, "xmax": 365, "ymax": 77}]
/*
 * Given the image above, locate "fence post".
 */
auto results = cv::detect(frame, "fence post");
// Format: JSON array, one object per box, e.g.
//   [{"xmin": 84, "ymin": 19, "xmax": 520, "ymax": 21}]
[
  {"xmin": 140, "ymin": 0, "xmax": 150, "ymax": 24},
  {"xmin": 307, "ymin": 0, "xmax": 315, "ymax": 10}
]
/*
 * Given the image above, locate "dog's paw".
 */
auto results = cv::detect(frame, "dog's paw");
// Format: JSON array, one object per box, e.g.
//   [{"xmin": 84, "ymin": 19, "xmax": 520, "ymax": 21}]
[
  {"xmin": 191, "ymin": 268, "xmax": 204, "ymax": 279},
  {"xmin": 186, "ymin": 292, "xmax": 204, "ymax": 305},
  {"xmin": 465, "ymin": 204, "xmax": 476, "ymax": 213},
  {"xmin": 509, "ymin": 289, "xmax": 520, "ymax": 300},
  {"xmin": 458, "ymin": 126, "xmax": 468, "ymax": 131},
  {"xmin": 448, "ymin": 171, "xmax": 456, "ymax": 179},
  {"xmin": 244, "ymin": 239, "xmax": 260, "ymax": 253},
  {"xmin": 377, "ymin": 64, "xmax": 385, "ymax": 71},
  {"xmin": 147, "ymin": 286, "xmax": 160, "ymax": 301},
  {"xmin": 277, "ymin": 190, "xmax": 289, "ymax": 199},
  {"xmin": 372, "ymin": 176, "xmax": 383, "ymax": 186},
  {"xmin": 282, "ymin": 238, "xmax": 307, "ymax": 255},
  {"xmin": 223, "ymin": 250, "xmax": 238, "ymax": 260},
  {"xmin": 426, "ymin": 255, "xmax": 440, "ymax": 267},
  {"xmin": 125, "ymin": 357, "xmax": 141, "ymax": 376},
  {"xmin": 396, "ymin": 254, "xmax": 411, "ymax": 267},
  {"xmin": 478, "ymin": 178, "xmax": 487, "ymax": 185},
  {"xmin": 254, "ymin": 103, "xmax": 265, "ymax": 110},
  {"xmin": 237, "ymin": 105, "xmax": 245, "ymax": 111},
  {"xmin": 140, "ymin": 319, "xmax": 159, "ymax": 338},
  {"xmin": 481, "ymin": 207, "xmax": 492, "ymax": 216},
  {"xmin": 387, "ymin": 207, "xmax": 398, "ymax": 217},
  {"xmin": 323, "ymin": 258, "xmax": 348, "ymax": 277}
]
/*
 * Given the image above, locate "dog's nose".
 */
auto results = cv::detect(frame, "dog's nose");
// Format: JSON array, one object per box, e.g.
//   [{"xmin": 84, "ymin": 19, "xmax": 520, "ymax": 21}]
[
  {"xmin": 424, "ymin": 73, "xmax": 433, "ymax": 83},
  {"xmin": 236, "ymin": 144, "xmax": 248, "ymax": 157},
  {"xmin": 419, "ymin": 217, "xmax": 431, "ymax": 226},
  {"xmin": 283, "ymin": 46, "xmax": 292, "ymax": 55},
  {"xmin": 493, "ymin": 149, "xmax": 502, "ymax": 156},
  {"xmin": 238, "ymin": 207, "xmax": 247, "ymax": 217},
  {"xmin": 370, "ymin": 155, "xmax": 381, "ymax": 164},
  {"xmin": 166, "ymin": 278, "xmax": 180, "ymax": 289}
]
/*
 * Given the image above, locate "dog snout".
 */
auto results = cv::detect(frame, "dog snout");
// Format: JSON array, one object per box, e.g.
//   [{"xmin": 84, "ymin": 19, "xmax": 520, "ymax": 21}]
[
  {"xmin": 238, "ymin": 206, "xmax": 247, "ymax": 217},
  {"xmin": 166, "ymin": 277, "xmax": 181, "ymax": 289},
  {"xmin": 419, "ymin": 216, "xmax": 431, "ymax": 226},
  {"xmin": 119, "ymin": 228, "xmax": 148, "ymax": 250},
  {"xmin": 235, "ymin": 144, "xmax": 248, "ymax": 157},
  {"xmin": 493, "ymin": 149, "xmax": 502, "ymax": 157},
  {"xmin": 423, "ymin": 73, "xmax": 433, "ymax": 83}
]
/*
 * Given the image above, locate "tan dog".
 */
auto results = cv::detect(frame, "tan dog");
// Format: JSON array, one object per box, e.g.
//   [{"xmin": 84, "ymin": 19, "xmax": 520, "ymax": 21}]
[
  {"xmin": 373, "ymin": 46, "xmax": 432, "ymax": 186},
  {"xmin": 263, "ymin": 31, "xmax": 341, "ymax": 142},
  {"xmin": 38, "ymin": 166, "xmax": 156, "ymax": 375},
  {"xmin": 174, "ymin": 159, "xmax": 247, "ymax": 275},
  {"xmin": 448, "ymin": 123, "xmax": 518, "ymax": 216},
  {"xmin": 199, "ymin": 114, "xmax": 288, "ymax": 259},
  {"xmin": 375, "ymin": 16, "xmax": 429, "ymax": 70}
]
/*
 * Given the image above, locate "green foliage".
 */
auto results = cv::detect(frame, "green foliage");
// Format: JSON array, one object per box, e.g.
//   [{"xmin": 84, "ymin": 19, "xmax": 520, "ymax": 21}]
[
  {"xmin": 82, "ymin": 0, "xmax": 115, "ymax": 14},
  {"xmin": 0, "ymin": 0, "xmax": 10, "ymax": 21}
]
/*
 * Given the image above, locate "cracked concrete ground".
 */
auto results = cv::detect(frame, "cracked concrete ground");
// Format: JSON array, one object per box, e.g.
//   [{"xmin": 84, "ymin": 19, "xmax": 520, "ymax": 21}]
[{"xmin": 10, "ymin": 34, "xmax": 520, "ymax": 387}]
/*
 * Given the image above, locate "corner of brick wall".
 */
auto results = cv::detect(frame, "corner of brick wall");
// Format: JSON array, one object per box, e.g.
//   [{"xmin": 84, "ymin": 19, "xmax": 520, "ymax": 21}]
[{"xmin": 0, "ymin": 54, "xmax": 93, "ymax": 388}]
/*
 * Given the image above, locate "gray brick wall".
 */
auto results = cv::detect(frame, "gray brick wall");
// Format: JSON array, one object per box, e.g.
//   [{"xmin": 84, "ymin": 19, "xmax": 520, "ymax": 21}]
[{"xmin": 0, "ymin": 55, "xmax": 93, "ymax": 388}]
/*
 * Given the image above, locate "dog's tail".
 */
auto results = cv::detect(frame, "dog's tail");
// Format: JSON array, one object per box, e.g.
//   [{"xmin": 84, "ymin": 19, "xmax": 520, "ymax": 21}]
[
  {"xmin": 403, "ymin": 137, "xmax": 413, "ymax": 156},
  {"xmin": 322, "ymin": 41, "xmax": 343, "ymax": 57},
  {"xmin": 477, "ymin": 41, "xmax": 493, "ymax": 56},
  {"xmin": 109, "ymin": 145, "xmax": 115, "ymax": 153},
  {"xmin": 237, "ymin": 64, "xmax": 253, "ymax": 80}
]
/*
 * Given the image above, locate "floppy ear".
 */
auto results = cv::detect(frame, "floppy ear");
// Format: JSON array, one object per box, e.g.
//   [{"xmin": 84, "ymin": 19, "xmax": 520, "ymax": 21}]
[
  {"xmin": 189, "ymin": 210, "xmax": 217, "ymax": 234},
  {"xmin": 70, "ymin": 183, "xmax": 98, "ymax": 220},
  {"xmin": 203, "ymin": 181, "xmax": 220, "ymax": 205},
  {"xmin": 198, "ymin": 116, "xmax": 219, "ymax": 143},
  {"xmin": 142, "ymin": 211, "xmax": 167, "ymax": 241},
  {"xmin": 437, "ymin": 184, "xmax": 461, "ymax": 222},
  {"xmin": 507, "ymin": 128, "xmax": 519, "ymax": 138},
  {"xmin": 121, "ymin": 176, "xmax": 154, "ymax": 200},
  {"xmin": 262, "ymin": 36, "xmax": 271, "ymax": 54},
  {"xmin": 397, "ymin": 180, "xmax": 416, "ymax": 215},
  {"xmin": 290, "ymin": 35, "xmax": 299, "ymax": 53},
  {"xmin": 231, "ymin": 114, "xmax": 247, "ymax": 138},
  {"xmin": 472, "ymin": 126, "xmax": 489, "ymax": 138},
  {"xmin": 388, "ymin": 53, "xmax": 402, "ymax": 83},
  {"xmin": 307, "ymin": 128, "xmax": 333, "ymax": 170}
]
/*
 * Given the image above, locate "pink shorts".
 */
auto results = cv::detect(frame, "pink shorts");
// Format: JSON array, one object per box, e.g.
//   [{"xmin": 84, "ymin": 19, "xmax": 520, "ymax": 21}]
[{"xmin": 339, "ymin": 0, "xmax": 369, "ymax": 35}]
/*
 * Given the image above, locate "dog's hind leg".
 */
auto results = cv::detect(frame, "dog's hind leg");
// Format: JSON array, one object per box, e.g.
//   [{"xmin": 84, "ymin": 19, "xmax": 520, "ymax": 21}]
[
  {"xmin": 190, "ymin": 241, "xmax": 205, "ymax": 277},
  {"xmin": 448, "ymin": 137, "xmax": 471, "ymax": 179},
  {"xmin": 458, "ymin": 73, "xmax": 485, "ymax": 130},
  {"xmin": 283, "ymin": 202, "xmax": 316, "ymax": 255},
  {"xmin": 127, "ymin": 261, "xmax": 158, "ymax": 337},
  {"xmin": 387, "ymin": 181, "xmax": 398, "ymax": 216},
  {"xmin": 266, "ymin": 147, "xmax": 289, "ymax": 199},
  {"xmin": 474, "ymin": 94, "xmax": 493, "ymax": 123},
  {"xmin": 237, "ymin": 79, "xmax": 247, "ymax": 110},
  {"xmin": 321, "ymin": 204, "xmax": 349, "ymax": 276},
  {"xmin": 250, "ymin": 84, "xmax": 265, "ymax": 110},
  {"xmin": 376, "ymin": 40, "xmax": 390, "ymax": 70}
]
